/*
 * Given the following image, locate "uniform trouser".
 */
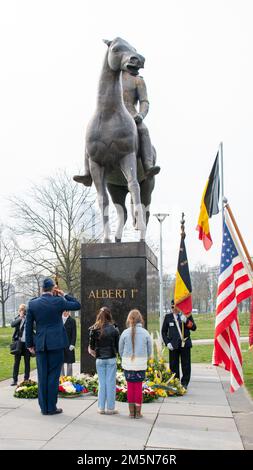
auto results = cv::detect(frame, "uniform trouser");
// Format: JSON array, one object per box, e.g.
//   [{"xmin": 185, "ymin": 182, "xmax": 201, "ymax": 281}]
[
  {"xmin": 36, "ymin": 349, "xmax": 64, "ymax": 414},
  {"xmin": 13, "ymin": 343, "xmax": 31, "ymax": 382},
  {"xmin": 169, "ymin": 347, "xmax": 191, "ymax": 387}
]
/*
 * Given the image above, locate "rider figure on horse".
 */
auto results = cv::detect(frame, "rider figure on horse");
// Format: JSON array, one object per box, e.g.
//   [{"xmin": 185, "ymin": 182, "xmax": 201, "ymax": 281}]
[{"xmin": 73, "ymin": 69, "xmax": 160, "ymax": 187}]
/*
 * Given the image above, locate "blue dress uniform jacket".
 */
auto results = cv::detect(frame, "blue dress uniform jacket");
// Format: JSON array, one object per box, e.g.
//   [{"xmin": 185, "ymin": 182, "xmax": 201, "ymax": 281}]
[
  {"xmin": 25, "ymin": 293, "xmax": 81, "ymax": 414},
  {"xmin": 25, "ymin": 294, "xmax": 80, "ymax": 351}
]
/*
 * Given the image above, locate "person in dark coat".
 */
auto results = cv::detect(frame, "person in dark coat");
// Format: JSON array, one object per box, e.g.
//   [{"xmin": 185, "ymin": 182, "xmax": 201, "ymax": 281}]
[
  {"xmin": 89, "ymin": 306, "xmax": 119, "ymax": 414},
  {"xmin": 61, "ymin": 310, "xmax": 77, "ymax": 376},
  {"xmin": 10, "ymin": 304, "xmax": 31, "ymax": 386},
  {"xmin": 161, "ymin": 300, "xmax": 197, "ymax": 389},
  {"xmin": 25, "ymin": 278, "xmax": 81, "ymax": 415}
]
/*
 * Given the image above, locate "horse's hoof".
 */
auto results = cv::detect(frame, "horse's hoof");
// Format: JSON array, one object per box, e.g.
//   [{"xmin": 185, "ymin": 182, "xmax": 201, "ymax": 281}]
[{"xmin": 73, "ymin": 174, "xmax": 92, "ymax": 186}]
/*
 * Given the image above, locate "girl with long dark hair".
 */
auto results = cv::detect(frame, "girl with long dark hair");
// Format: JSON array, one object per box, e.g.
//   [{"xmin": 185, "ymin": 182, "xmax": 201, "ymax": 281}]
[{"xmin": 89, "ymin": 306, "xmax": 119, "ymax": 414}]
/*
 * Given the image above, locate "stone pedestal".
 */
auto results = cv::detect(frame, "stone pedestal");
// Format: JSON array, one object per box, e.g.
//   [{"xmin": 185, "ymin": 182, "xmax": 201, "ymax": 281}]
[{"xmin": 80, "ymin": 241, "xmax": 159, "ymax": 374}]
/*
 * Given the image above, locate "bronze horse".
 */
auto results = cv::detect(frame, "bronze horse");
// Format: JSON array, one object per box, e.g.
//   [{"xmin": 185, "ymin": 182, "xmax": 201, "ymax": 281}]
[
  {"xmin": 84, "ymin": 37, "xmax": 147, "ymax": 242},
  {"xmin": 106, "ymin": 148, "xmax": 157, "ymax": 241}
]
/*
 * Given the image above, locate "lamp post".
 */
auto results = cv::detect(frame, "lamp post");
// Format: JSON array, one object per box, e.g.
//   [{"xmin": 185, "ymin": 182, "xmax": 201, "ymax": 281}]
[{"xmin": 153, "ymin": 213, "xmax": 169, "ymax": 335}]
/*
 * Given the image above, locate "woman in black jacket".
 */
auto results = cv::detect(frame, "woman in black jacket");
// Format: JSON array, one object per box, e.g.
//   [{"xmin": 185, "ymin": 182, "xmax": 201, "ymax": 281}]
[
  {"xmin": 61, "ymin": 311, "xmax": 77, "ymax": 376},
  {"xmin": 11, "ymin": 304, "xmax": 31, "ymax": 386},
  {"xmin": 89, "ymin": 306, "xmax": 119, "ymax": 415}
]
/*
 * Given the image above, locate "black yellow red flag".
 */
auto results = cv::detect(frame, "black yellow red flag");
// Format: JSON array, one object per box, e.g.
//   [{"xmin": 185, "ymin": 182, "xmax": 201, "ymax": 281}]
[
  {"xmin": 196, "ymin": 153, "xmax": 220, "ymax": 250},
  {"xmin": 174, "ymin": 232, "xmax": 192, "ymax": 316}
]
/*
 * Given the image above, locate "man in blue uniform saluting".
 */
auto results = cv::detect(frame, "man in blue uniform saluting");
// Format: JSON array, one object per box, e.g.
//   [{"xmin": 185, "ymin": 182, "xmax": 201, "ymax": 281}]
[{"xmin": 25, "ymin": 278, "xmax": 81, "ymax": 415}]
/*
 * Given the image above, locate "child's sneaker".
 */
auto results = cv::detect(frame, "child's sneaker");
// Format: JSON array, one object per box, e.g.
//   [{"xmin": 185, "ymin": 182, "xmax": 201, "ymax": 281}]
[{"xmin": 106, "ymin": 409, "xmax": 119, "ymax": 415}]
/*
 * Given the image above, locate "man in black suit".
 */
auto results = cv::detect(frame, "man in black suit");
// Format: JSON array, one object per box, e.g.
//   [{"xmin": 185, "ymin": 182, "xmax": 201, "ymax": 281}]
[
  {"xmin": 26, "ymin": 278, "xmax": 81, "ymax": 415},
  {"xmin": 61, "ymin": 310, "xmax": 77, "ymax": 377},
  {"xmin": 161, "ymin": 300, "xmax": 197, "ymax": 389}
]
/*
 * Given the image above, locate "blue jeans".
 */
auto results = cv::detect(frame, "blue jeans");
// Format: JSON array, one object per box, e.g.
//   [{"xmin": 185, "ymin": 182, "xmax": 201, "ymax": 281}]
[{"xmin": 96, "ymin": 357, "xmax": 117, "ymax": 411}]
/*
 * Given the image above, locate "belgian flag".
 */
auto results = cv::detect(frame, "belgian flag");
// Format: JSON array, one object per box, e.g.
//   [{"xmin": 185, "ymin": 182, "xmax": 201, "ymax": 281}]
[
  {"xmin": 174, "ymin": 234, "xmax": 192, "ymax": 315},
  {"xmin": 196, "ymin": 153, "xmax": 220, "ymax": 250}
]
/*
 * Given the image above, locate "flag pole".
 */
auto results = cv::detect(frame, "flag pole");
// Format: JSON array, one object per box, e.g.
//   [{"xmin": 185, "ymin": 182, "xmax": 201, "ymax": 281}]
[
  {"xmin": 224, "ymin": 200, "xmax": 253, "ymax": 273},
  {"xmin": 180, "ymin": 213, "xmax": 185, "ymax": 344},
  {"xmin": 220, "ymin": 141, "xmax": 225, "ymax": 225}
]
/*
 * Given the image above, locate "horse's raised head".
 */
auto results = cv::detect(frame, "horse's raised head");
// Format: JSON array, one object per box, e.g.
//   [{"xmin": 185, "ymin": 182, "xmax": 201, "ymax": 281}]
[{"xmin": 103, "ymin": 37, "xmax": 145, "ymax": 75}]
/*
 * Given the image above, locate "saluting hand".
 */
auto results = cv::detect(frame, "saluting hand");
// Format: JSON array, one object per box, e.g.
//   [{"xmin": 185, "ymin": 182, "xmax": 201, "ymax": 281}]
[{"xmin": 53, "ymin": 287, "xmax": 64, "ymax": 297}]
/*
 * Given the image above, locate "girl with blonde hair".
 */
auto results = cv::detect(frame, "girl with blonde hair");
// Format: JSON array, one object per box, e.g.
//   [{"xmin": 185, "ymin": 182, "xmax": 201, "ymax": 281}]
[{"xmin": 119, "ymin": 309, "xmax": 152, "ymax": 418}]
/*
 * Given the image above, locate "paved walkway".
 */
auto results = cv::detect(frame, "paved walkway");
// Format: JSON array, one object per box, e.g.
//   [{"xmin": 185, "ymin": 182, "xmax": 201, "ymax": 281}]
[{"xmin": 0, "ymin": 363, "xmax": 252, "ymax": 450}]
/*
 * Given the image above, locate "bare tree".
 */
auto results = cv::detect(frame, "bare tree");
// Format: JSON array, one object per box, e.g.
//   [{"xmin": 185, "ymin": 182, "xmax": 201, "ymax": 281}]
[
  {"xmin": 0, "ymin": 226, "xmax": 17, "ymax": 327},
  {"xmin": 15, "ymin": 268, "xmax": 45, "ymax": 301},
  {"xmin": 208, "ymin": 266, "xmax": 219, "ymax": 313},
  {"xmin": 191, "ymin": 263, "xmax": 210, "ymax": 313},
  {"xmin": 10, "ymin": 170, "xmax": 99, "ymax": 296},
  {"xmin": 162, "ymin": 273, "xmax": 175, "ymax": 313}
]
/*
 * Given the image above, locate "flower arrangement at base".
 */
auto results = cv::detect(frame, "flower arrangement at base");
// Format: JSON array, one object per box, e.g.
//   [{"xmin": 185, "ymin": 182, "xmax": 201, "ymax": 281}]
[
  {"xmin": 58, "ymin": 375, "xmax": 89, "ymax": 397},
  {"xmin": 85, "ymin": 371, "xmax": 128, "ymax": 398},
  {"xmin": 146, "ymin": 358, "xmax": 187, "ymax": 397},
  {"xmin": 14, "ymin": 380, "xmax": 38, "ymax": 398},
  {"xmin": 84, "ymin": 373, "xmax": 99, "ymax": 396},
  {"xmin": 116, "ymin": 385, "xmax": 127, "ymax": 402},
  {"xmin": 142, "ymin": 384, "xmax": 157, "ymax": 402},
  {"xmin": 84, "ymin": 356, "xmax": 186, "ymax": 401}
]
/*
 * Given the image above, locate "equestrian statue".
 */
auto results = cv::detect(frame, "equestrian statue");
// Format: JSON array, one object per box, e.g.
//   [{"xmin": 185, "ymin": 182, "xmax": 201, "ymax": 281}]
[{"xmin": 73, "ymin": 37, "xmax": 160, "ymax": 242}]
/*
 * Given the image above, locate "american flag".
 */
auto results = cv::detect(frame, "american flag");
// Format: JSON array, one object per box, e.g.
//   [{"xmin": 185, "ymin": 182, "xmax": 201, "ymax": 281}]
[{"xmin": 212, "ymin": 220, "xmax": 252, "ymax": 392}]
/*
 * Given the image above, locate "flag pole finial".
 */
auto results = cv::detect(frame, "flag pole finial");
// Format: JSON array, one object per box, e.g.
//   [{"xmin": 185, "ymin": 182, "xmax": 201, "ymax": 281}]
[
  {"xmin": 181, "ymin": 212, "xmax": 186, "ymax": 239},
  {"xmin": 54, "ymin": 270, "xmax": 59, "ymax": 288}
]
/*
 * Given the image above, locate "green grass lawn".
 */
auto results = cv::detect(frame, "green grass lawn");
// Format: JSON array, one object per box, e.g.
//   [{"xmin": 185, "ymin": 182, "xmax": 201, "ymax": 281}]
[
  {"xmin": 191, "ymin": 312, "xmax": 250, "ymax": 340},
  {"xmin": 148, "ymin": 312, "xmax": 250, "ymax": 340},
  {"xmin": 148, "ymin": 313, "xmax": 160, "ymax": 335},
  {"xmin": 162, "ymin": 343, "xmax": 215, "ymax": 365}
]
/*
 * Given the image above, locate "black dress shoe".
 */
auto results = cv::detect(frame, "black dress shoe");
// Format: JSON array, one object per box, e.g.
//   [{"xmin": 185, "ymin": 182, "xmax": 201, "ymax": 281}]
[
  {"xmin": 47, "ymin": 408, "xmax": 63, "ymax": 415},
  {"xmin": 41, "ymin": 411, "xmax": 48, "ymax": 415},
  {"xmin": 10, "ymin": 381, "xmax": 17, "ymax": 386}
]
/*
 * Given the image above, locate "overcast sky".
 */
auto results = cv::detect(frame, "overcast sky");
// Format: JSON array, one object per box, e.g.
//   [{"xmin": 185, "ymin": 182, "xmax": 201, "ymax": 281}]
[{"xmin": 1, "ymin": 0, "xmax": 253, "ymax": 274}]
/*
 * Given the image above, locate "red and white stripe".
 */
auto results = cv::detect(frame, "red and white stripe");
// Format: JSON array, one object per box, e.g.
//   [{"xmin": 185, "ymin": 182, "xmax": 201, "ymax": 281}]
[{"xmin": 213, "ymin": 217, "xmax": 252, "ymax": 392}]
